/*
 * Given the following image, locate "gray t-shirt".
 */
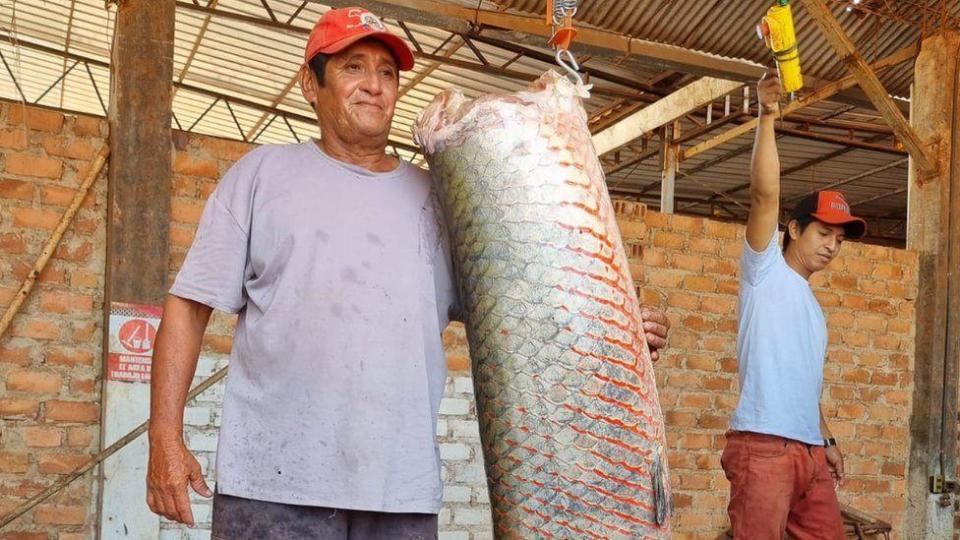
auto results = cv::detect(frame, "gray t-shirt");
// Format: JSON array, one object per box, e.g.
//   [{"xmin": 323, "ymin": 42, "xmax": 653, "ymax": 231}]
[{"xmin": 170, "ymin": 141, "xmax": 459, "ymax": 513}]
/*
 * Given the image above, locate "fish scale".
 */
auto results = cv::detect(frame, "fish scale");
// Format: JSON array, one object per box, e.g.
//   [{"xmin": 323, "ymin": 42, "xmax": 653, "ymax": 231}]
[{"xmin": 414, "ymin": 71, "xmax": 670, "ymax": 539}]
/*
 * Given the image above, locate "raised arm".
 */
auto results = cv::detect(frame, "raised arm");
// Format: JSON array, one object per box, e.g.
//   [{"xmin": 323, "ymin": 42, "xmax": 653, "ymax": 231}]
[
  {"xmin": 147, "ymin": 294, "xmax": 215, "ymax": 526},
  {"xmin": 745, "ymin": 70, "xmax": 783, "ymax": 251}
]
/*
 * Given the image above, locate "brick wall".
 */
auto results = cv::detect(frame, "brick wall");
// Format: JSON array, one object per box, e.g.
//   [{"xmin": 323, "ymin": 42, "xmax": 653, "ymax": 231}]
[
  {"xmin": 0, "ymin": 100, "xmax": 919, "ymax": 539},
  {"xmin": 0, "ymin": 101, "xmax": 107, "ymax": 539},
  {"xmin": 637, "ymin": 210, "xmax": 917, "ymax": 537}
]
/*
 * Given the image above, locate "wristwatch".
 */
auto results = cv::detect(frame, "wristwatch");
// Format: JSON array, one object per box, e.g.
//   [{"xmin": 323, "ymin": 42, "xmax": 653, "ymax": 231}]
[{"xmin": 824, "ymin": 437, "xmax": 837, "ymax": 447}]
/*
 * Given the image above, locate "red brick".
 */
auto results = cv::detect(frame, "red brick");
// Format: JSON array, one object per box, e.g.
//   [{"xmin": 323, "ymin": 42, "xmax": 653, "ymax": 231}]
[
  {"xmin": 73, "ymin": 217, "xmax": 99, "ymax": 235},
  {"xmin": 679, "ymin": 393, "xmax": 712, "ymax": 408},
  {"xmin": 689, "ymin": 237, "xmax": 720, "ymax": 255},
  {"xmin": 53, "ymin": 241, "xmax": 94, "ymax": 263},
  {"xmin": 70, "ymin": 321, "xmax": 97, "ymax": 342},
  {"xmin": 827, "ymin": 311, "xmax": 854, "ymax": 329},
  {"xmin": 73, "ymin": 115, "xmax": 104, "ymax": 137},
  {"xmin": 202, "ymin": 334, "xmax": 233, "ymax": 354},
  {"xmin": 10, "ymin": 261, "xmax": 65, "ymax": 284},
  {"xmin": 702, "ymin": 257, "xmax": 735, "ymax": 276},
  {"xmin": 652, "ymin": 231, "xmax": 685, "ymax": 249},
  {"xmin": 203, "ymin": 137, "xmax": 253, "ymax": 161},
  {"xmin": 829, "ymin": 274, "xmax": 858, "ymax": 291},
  {"xmin": 868, "ymin": 298, "xmax": 896, "ymax": 315},
  {"xmin": 171, "ymin": 200, "xmax": 205, "ymax": 224},
  {"xmin": 4, "ymin": 152, "xmax": 63, "ymax": 179},
  {"xmin": 446, "ymin": 353, "xmax": 470, "ymax": 372},
  {"xmin": 0, "ymin": 178, "xmax": 34, "ymax": 200},
  {"xmin": 642, "ymin": 247, "xmax": 666, "ymax": 267},
  {"xmin": 697, "ymin": 414, "xmax": 728, "ymax": 429},
  {"xmin": 67, "ymin": 427, "xmax": 95, "ymax": 448},
  {"xmin": 38, "ymin": 290, "xmax": 94, "ymax": 314},
  {"xmin": 39, "ymin": 185, "xmax": 96, "ymax": 208},
  {"xmin": 13, "ymin": 319, "xmax": 60, "ymax": 340},
  {"xmin": 0, "ymin": 127, "xmax": 29, "ymax": 149},
  {"xmin": 69, "ymin": 377, "xmax": 97, "ymax": 396},
  {"xmin": 38, "ymin": 453, "xmax": 90, "ymax": 474},
  {"xmin": 837, "ymin": 403, "xmax": 866, "ymax": 419},
  {"xmin": 6, "ymin": 370, "xmax": 63, "ymax": 394},
  {"xmin": 667, "ymin": 214, "xmax": 703, "ymax": 234},
  {"xmin": 69, "ymin": 270, "xmax": 100, "ymax": 289},
  {"xmin": 44, "ymin": 347, "xmax": 95, "ymax": 367},
  {"xmin": 42, "ymin": 136, "xmax": 97, "ymax": 160},
  {"xmin": 701, "ymin": 297, "xmax": 735, "ymax": 315},
  {"xmin": 0, "ymin": 398, "xmax": 39, "ymax": 418},
  {"xmin": 647, "ymin": 271, "xmax": 683, "ymax": 288},
  {"xmin": 672, "ymin": 253, "xmax": 701, "ymax": 272},
  {"xmin": 22, "ymin": 426, "xmax": 62, "ymax": 447},
  {"xmin": 717, "ymin": 279, "xmax": 739, "ymax": 295},
  {"xmin": 617, "ymin": 220, "xmax": 647, "ymax": 241},
  {"xmin": 678, "ymin": 433, "xmax": 713, "ymax": 450},
  {"xmin": 174, "ymin": 154, "xmax": 219, "ymax": 178},
  {"xmin": 682, "ymin": 275, "xmax": 716, "ymax": 293},
  {"xmin": 667, "ymin": 292, "xmax": 700, "ymax": 310},
  {"xmin": 11, "ymin": 207, "xmax": 60, "ymax": 230},
  {"xmin": 0, "ymin": 531, "xmax": 47, "ymax": 540},
  {"xmin": 665, "ymin": 411, "xmax": 698, "ymax": 427},
  {"xmin": 703, "ymin": 374, "xmax": 732, "ymax": 390},
  {"xmin": 8, "ymin": 106, "xmax": 65, "ymax": 132},
  {"xmin": 704, "ymin": 220, "xmax": 739, "ymax": 239},
  {"xmin": 814, "ymin": 291, "xmax": 840, "ymax": 307},
  {"xmin": 681, "ymin": 316, "xmax": 716, "ymax": 334},
  {"xmin": 872, "ymin": 263, "xmax": 902, "ymax": 280},
  {"xmin": 874, "ymin": 334, "xmax": 902, "ymax": 350},
  {"xmin": 0, "ymin": 232, "xmax": 26, "ymax": 254},
  {"xmin": 44, "ymin": 400, "xmax": 99, "ymax": 423},
  {"xmin": 0, "ymin": 346, "xmax": 31, "ymax": 366},
  {"xmin": 33, "ymin": 504, "xmax": 86, "ymax": 525},
  {"xmin": 169, "ymin": 225, "xmax": 196, "ymax": 248},
  {"xmin": 0, "ymin": 453, "xmax": 30, "ymax": 473}
]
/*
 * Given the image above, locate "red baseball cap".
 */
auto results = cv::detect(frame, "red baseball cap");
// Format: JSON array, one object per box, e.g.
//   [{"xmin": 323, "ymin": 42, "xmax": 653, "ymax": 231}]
[
  {"xmin": 791, "ymin": 191, "xmax": 867, "ymax": 239},
  {"xmin": 304, "ymin": 7, "xmax": 415, "ymax": 71}
]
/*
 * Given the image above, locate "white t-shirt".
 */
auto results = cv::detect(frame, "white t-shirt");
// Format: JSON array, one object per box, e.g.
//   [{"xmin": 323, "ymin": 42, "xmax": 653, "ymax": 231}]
[
  {"xmin": 730, "ymin": 233, "xmax": 827, "ymax": 445},
  {"xmin": 170, "ymin": 141, "xmax": 459, "ymax": 513}
]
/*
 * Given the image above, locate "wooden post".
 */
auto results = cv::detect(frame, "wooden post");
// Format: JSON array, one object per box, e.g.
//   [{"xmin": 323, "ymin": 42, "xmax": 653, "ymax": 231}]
[
  {"xmin": 905, "ymin": 30, "xmax": 960, "ymax": 539},
  {"xmin": 660, "ymin": 122, "xmax": 679, "ymax": 214},
  {"xmin": 106, "ymin": 0, "xmax": 175, "ymax": 304},
  {"xmin": 802, "ymin": 0, "xmax": 937, "ymax": 177},
  {"xmin": 100, "ymin": 1, "xmax": 176, "ymax": 537}
]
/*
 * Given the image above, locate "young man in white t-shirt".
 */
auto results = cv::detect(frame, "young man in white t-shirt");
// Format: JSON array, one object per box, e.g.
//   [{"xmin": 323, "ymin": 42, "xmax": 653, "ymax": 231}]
[{"xmin": 721, "ymin": 70, "xmax": 867, "ymax": 539}]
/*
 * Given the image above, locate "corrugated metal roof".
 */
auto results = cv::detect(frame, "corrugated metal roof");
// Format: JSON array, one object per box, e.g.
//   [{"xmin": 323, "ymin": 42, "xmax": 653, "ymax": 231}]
[
  {"xmin": 0, "ymin": 0, "xmax": 917, "ymax": 243},
  {"xmin": 490, "ymin": 0, "xmax": 959, "ymax": 97}
]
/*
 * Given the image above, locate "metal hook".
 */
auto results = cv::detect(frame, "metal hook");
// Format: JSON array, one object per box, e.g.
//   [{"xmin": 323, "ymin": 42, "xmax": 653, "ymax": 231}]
[{"xmin": 555, "ymin": 48, "xmax": 584, "ymax": 87}]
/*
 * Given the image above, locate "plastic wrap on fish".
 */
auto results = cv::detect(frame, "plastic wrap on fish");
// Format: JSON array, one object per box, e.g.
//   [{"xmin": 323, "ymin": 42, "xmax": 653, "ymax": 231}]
[{"xmin": 414, "ymin": 71, "xmax": 670, "ymax": 539}]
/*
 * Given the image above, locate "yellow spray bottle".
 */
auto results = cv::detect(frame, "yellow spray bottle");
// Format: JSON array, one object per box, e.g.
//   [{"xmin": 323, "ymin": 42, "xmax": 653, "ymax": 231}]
[{"xmin": 758, "ymin": 0, "xmax": 803, "ymax": 93}]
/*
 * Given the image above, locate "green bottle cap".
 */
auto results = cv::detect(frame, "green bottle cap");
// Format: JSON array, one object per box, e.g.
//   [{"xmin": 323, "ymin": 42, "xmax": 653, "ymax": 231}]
[{"xmin": 778, "ymin": 0, "xmax": 790, "ymax": 5}]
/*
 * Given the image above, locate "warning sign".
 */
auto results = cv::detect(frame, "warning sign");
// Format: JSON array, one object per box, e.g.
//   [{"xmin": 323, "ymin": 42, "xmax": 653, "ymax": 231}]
[{"xmin": 107, "ymin": 302, "xmax": 163, "ymax": 383}]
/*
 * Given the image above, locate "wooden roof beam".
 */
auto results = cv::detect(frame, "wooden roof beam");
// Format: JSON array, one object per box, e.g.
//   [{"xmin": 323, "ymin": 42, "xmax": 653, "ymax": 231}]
[
  {"xmin": 592, "ymin": 77, "xmax": 743, "ymax": 155},
  {"xmin": 681, "ymin": 42, "xmax": 917, "ymax": 160},
  {"xmin": 802, "ymin": 0, "xmax": 937, "ymax": 176},
  {"xmin": 312, "ymin": 0, "xmax": 765, "ymax": 80}
]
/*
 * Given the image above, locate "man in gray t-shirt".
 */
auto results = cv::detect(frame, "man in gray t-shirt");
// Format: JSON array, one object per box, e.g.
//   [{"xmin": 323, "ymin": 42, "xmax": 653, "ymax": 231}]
[{"xmin": 146, "ymin": 7, "xmax": 671, "ymax": 539}]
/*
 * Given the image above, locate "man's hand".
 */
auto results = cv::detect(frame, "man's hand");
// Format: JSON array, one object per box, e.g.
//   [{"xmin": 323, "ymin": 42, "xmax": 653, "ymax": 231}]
[
  {"xmin": 824, "ymin": 445, "xmax": 845, "ymax": 488},
  {"xmin": 147, "ymin": 436, "xmax": 212, "ymax": 526},
  {"xmin": 640, "ymin": 304, "xmax": 671, "ymax": 363},
  {"xmin": 757, "ymin": 68, "xmax": 783, "ymax": 115}
]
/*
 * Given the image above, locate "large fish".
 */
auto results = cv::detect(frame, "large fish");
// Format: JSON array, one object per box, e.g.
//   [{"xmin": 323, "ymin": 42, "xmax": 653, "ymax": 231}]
[{"xmin": 414, "ymin": 71, "xmax": 670, "ymax": 539}]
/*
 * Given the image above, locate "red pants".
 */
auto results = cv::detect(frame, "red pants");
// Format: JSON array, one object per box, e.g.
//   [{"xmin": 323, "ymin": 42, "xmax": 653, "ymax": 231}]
[{"xmin": 721, "ymin": 431, "xmax": 844, "ymax": 540}]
